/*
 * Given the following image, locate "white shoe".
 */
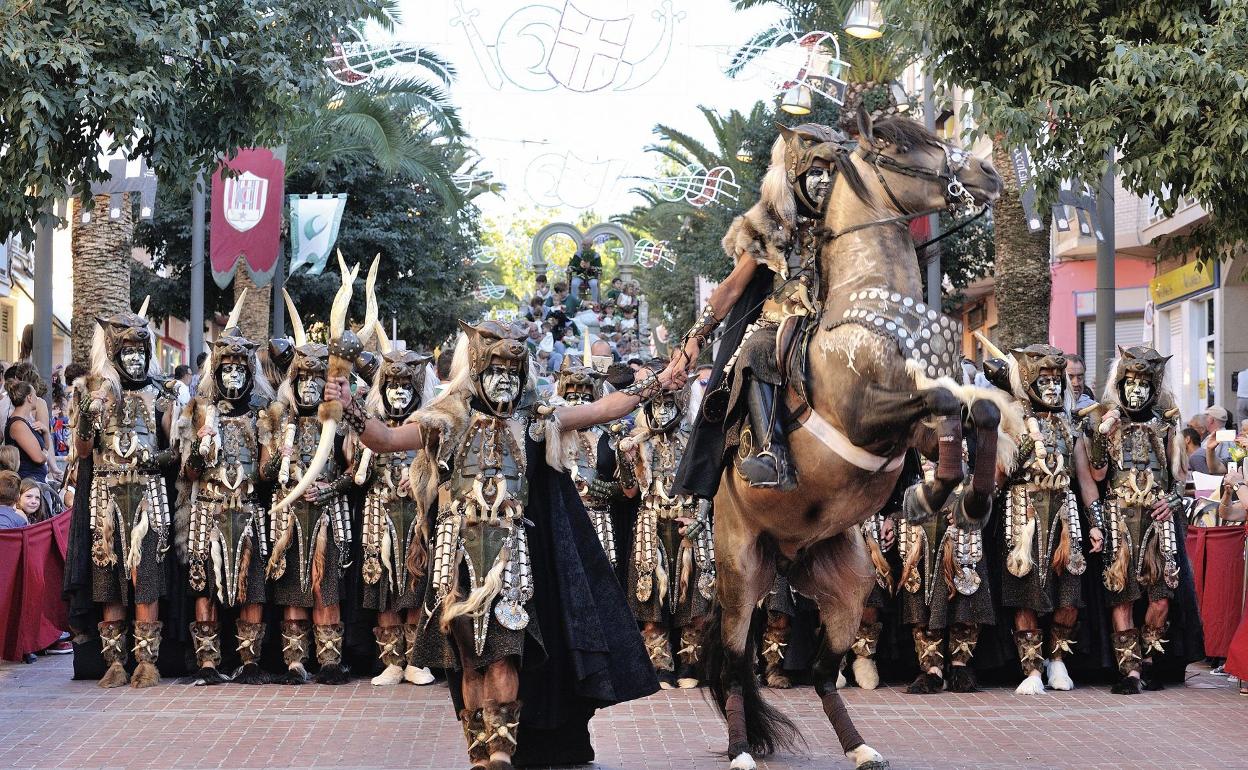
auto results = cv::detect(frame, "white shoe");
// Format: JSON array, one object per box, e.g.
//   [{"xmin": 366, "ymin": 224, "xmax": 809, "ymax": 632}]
[
  {"xmin": 403, "ymin": 665, "xmax": 435, "ymax": 685},
  {"xmin": 852, "ymin": 656, "xmax": 880, "ymax": 690},
  {"xmin": 371, "ymin": 664, "xmax": 405, "ymax": 686},
  {"xmin": 1046, "ymin": 659, "xmax": 1074, "ymax": 691},
  {"xmin": 676, "ymin": 677, "xmax": 699, "ymax": 689},
  {"xmin": 1014, "ymin": 672, "xmax": 1045, "ymax": 695}
]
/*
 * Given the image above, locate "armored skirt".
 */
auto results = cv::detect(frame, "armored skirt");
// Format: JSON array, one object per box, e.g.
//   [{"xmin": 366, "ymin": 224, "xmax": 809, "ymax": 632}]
[
  {"xmin": 186, "ymin": 500, "xmax": 267, "ymax": 606},
  {"xmin": 360, "ymin": 493, "xmax": 429, "ymax": 613},
  {"xmin": 899, "ymin": 515, "xmax": 994, "ymax": 631},
  {"xmin": 999, "ymin": 486, "xmax": 1083, "ymax": 613},
  {"xmin": 269, "ymin": 497, "xmax": 345, "ymax": 608},
  {"xmin": 627, "ymin": 516, "xmax": 714, "ymax": 627},
  {"xmin": 1103, "ymin": 500, "xmax": 1179, "ymax": 605},
  {"xmin": 89, "ymin": 476, "xmax": 168, "ymax": 606}
]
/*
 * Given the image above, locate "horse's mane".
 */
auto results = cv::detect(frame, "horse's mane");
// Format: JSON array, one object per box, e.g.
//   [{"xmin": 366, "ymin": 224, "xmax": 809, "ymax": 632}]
[{"xmin": 833, "ymin": 116, "xmax": 946, "ymax": 211}]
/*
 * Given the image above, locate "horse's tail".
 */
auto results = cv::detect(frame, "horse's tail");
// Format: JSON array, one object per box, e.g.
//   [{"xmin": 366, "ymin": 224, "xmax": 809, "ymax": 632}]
[{"xmin": 703, "ymin": 606, "xmax": 803, "ymax": 757}]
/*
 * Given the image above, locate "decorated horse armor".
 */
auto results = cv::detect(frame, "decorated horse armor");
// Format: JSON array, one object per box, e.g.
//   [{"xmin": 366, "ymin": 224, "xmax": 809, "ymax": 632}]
[
  {"xmin": 620, "ymin": 379, "xmax": 715, "ymax": 689},
  {"xmin": 982, "ymin": 341, "xmax": 1095, "ymax": 694},
  {"xmin": 177, "ymin": 291, "xmax": 275, "ymax": 684},
  {"xmin": 1088, "ymin": 346, "xmax": 1186, "ymax": 694},
  {"xmin": 353, "ymin": 326, "xmax": 437, "ymax": 686},
  {"xmin": 75, "ymin": 299, "xmax": 177, "ymax": 689}
]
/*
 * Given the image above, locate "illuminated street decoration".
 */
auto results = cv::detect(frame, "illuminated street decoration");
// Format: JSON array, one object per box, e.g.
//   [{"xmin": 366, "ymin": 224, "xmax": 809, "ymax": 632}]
[
  {"xmin": 722, "ymin": 26, "xmax": 849, "ymax": 105},
  {"xmin": 635, "ymin": 238, "xmax": 674, "ymax": 271},
  {"xmin": 450, "ymin": 0, "xmax": 683, "ymax": 92},
  {"xmin": 524, "ymin": 150, "xmax": 627, "ymax": 209},
  {"xmin": 472, "ymin": 278, "xmax": 508, "ymax": 302},
  {"xmin": 325, "ymin": 29, "xmax": 453, "ymax": 86},
  {"xmin": 636, "ymin": 163, "xmax": 740, "ymax": 207}
]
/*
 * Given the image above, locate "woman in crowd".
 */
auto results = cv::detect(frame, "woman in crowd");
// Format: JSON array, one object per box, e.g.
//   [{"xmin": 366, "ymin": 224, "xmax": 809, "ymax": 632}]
[{"xmin": 5, "ymin": 381, "xmax": 48, "ymax": 483}]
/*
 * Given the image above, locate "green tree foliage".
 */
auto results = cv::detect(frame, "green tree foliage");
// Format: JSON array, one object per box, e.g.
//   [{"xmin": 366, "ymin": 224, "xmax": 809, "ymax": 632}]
[
  {"xmin": 892, "ymin": 0, "xmax": 1248, "ymax": 260},
  {"xmin": 0, "ymin": 0, "xmax": 389, "ymax": 241}
]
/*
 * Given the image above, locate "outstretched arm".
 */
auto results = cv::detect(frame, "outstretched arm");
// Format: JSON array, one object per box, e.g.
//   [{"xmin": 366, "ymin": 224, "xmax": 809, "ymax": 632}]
[
  {"xmin": 660, "ymin": 256, "xmax": 758, "ymax": 389},
  {"xmin": 325, "ymin": 377, "xmax": 423, "ymax": 453},
  {"xmin": 556, "ymin": 367, "xmax": 663, "ymax": 433}
]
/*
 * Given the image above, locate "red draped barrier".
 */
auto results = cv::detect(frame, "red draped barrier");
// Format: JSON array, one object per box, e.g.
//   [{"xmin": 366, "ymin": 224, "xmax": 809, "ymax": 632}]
[
  {"xmin": 1186, "ymin": 525, "xmax": 1247, "ymax": 659},
  {"xmin": 0, "ymin": 510, "xmax": 71, "ymax": 661}
]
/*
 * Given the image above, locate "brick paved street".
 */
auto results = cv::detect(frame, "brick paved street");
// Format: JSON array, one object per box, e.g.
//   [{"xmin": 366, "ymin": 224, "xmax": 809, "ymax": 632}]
[{"xmin": 0, "ymin": 657, "xmax": 1243, "ymax": 770}]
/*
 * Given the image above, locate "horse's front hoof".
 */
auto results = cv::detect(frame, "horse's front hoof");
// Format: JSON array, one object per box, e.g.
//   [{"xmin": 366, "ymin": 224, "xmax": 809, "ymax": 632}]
[
  {"xmin": 847, "ymin": 744, "xmax": 889, "ymax": 769},
  {"xmin": 729, "ymin": 751, "xmax": 757, "ymax": 770}
]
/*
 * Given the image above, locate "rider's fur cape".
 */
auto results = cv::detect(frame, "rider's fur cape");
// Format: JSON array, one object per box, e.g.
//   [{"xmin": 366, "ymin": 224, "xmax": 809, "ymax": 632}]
[{"xmin": 721, "ymin": 135, "xmax": 799, "ymax": 274}]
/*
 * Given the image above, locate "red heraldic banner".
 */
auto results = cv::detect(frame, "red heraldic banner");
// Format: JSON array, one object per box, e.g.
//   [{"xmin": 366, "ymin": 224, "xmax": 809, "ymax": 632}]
[{"xmin": 210, "ymin": 148, "xmax": 285, "ymax": 288}]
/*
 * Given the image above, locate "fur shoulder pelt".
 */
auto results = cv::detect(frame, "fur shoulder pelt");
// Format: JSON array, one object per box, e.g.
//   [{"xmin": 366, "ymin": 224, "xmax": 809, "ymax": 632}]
[{"xmin": 721, "ymin": 198, "xmax": 796, "ymax": 274}]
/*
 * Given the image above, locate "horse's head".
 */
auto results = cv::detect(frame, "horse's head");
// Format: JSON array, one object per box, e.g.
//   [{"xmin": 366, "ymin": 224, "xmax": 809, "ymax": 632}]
[{"xmin": 843, "ymin": 109, "xmax": 1002, "ymax": 217}]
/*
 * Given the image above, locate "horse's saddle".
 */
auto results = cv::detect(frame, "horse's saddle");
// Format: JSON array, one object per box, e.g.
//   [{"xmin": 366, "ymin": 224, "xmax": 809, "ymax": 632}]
[{"xmin": 823, "ymin": 288, "xmax": 963, "ymax": 381}]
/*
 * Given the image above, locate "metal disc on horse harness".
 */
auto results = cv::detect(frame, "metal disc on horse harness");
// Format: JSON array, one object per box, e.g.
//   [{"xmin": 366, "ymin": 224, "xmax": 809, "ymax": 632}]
[
  {"xmin": 494, "ymin": 599, "xmax": 530, "ymax": 631},
  {"xmin": 954, "ymin": 567, "xmax": 981, "ymax": 596}
]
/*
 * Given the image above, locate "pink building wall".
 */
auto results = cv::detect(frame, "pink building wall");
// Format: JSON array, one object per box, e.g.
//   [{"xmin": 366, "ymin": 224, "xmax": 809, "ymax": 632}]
[{"xmin": 1048, "ymin": 258, "xmax": 1156, "ymax": 352}]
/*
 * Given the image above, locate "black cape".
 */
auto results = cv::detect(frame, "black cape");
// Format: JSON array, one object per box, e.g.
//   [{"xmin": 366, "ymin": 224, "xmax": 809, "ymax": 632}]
[
  {"xmin": 674, "ymin": 266, "xmax": 773, "ymax": 499},
  {"xmin": 454, "ymin": 434, "xmax": 659, "ymax": 767}
]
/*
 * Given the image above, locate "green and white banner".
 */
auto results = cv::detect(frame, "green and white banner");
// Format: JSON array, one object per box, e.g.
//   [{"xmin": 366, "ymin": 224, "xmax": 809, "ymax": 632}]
[{"xmin": 288, "ymin": 193, "xmax": 348, "ymax": 276}]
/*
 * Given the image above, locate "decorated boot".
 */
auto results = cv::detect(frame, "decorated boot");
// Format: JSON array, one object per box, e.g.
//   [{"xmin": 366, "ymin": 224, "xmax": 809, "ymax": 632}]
[
  {"xmin": 131, "ymin": 620, "xmax": 162, "ymax": 689},
  {"xmin": 280, "ymin": 619, "xmax": 311, "ymax": 684},
  {"xmin": 1110, "ymin": 629, "xmax": 1142, "ymax": 695},
  {"xmin": 947, "ymin": 623, "xmax": 980, "ymax": 693},
  {"xmin": 460, "ymin": 707, "xmax": 489, "ymax": 768},
  {"xmin": 234, "ymin": 621, "xmax": 269, "ymax": 684},
  {"xmin": 761, "ymin": 623, "xmax": 791, "ymax": 689},
  {"xmin": 905, "ymin": 626, "xmax": 944, "ymax": 694},
  {"xmin": 1013, "ymin": 628, "xmax": 1045, "ymax": 695},
  {"xmin": 482, "ymin": 699, "xmax": 521, "ymax": 770},
  {"xmin": 190, "ymin": 621, "xmax": 228, "ymax": 685},
  {"xmin": 643, "ymin": 626, "xmax": 675, "ymax": 689},
  {"xmin": 371, "ymin": 625, "xmax": 405, "ymax": 686},
  {"xmin": 1140, "ymin": 623, "xmax": 1169, "ymax": 691},
  {"xmin": 850, "ymin": 620, "xmax": 882, "ymax": 690},
  {"xmin": 97, "ymin": 620, "xmax": 129, "ymax": 689},
  {"xmin": 676, "ymin": 626, "xmax": 703, "ymax": 689},
  {"xmin": 1045, "ymin": 622, "xmax": 1077, "ymax": 691},
  {"xmin": 403, "ymin": 623, "xmax": 435, "ymax": 685},
  {"xmin": 313, "ymin": 622, "xmax": 350, "ymax": 684}
]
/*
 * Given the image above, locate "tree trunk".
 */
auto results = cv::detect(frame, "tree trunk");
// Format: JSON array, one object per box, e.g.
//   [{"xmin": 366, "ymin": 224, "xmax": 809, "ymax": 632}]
[
  {"xmin": 71, "ymin": 194, "xmax": 134, "ymax": 365},
  {"xmin": 234, "ymin": 268, "xmax": 271, "ymax": 341},
  {"xmin": 990, "ymin": 138, "xmax": 1051, "ymax": 351}
]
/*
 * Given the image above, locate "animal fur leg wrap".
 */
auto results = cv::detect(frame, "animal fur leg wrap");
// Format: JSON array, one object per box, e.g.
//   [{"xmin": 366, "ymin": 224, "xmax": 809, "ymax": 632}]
[
  {"xmin": 314, "ymin": 623, "xmax": 344, "ymax": 667},
  {"xmin": 912, "ymin": 627, "xmax": 944, "ymax": 672},
  {"xmin": 1013, "ymin": 629, "xmax": 1044, "ymax": 676},
  {"xmin": 403, "ymin": 624, "xmax": 420, "ymax": 667},
  {"xmin": 761, "ymin": 626, "xmax": 789, "ymax": 665},
  {"xmin": 1140, "ymin": 623, "xmax": 1169, "ymax": 658},
  {"xmin": 820, "ymin": 689, "xmax": 865, "ymax": 753},
  {"xmin": 374, "ymin": 625, "xmax": 404, "ymax": 668},
  {"xmin": 1112, "ymin": 629, "xmax": 1142, "ymax": 675},
  {"xmin": 851, "ymin": 621, "xmax": 882, "ymax": 659},
  {"xmin": 949, "ymin": 623, "xmax": 979, "ymax": 666},
  {"xmin": 643, "ymin": 626, "xmax": 674, "ymax": 672},
  {"xmin": 678, "ymin": 626, "xmax": 703, "ymax": 666},
  {"xmin": 190, "ymin": 621, "xmax": 222, "ymax": 668},
  {"xmin": 98, "ymin": 620, "xmax": 127, "ymax": 665},
  {"xmin": 482, "ymin": 699, "xmax": 521, "ymax": 756},
  {"xmin": 133, "ymin": 620, "xmax": 162, "ymax": 665},
  {"xmin": 281, "ymin": 620, "xmax": 310, "ymax": 667},
  {"xmin": 1048, "ymin": 622, "xmax": 1077, "ymax": 660},
  {"xmin": 236, "ymin": 621, "xmax": 265, "ymax": 664},
  {"xmin": 460, "ymin": 708, "xmax": 490, "ymax": 763}
]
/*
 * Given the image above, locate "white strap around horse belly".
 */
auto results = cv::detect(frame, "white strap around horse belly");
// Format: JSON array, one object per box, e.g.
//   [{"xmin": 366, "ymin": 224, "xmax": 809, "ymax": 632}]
[{"xmin": 797, "ymin": 409, "xmax": 905, "ymax": 473}]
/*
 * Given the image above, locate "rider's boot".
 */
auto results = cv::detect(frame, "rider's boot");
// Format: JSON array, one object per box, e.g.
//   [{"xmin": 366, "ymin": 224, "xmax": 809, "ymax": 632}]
[{"xmin": 737, "ymin": 380, "xmax": 797, "ymax": 491}]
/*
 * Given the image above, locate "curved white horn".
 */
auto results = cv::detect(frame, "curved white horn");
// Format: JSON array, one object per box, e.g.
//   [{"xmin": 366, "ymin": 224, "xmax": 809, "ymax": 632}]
[
  {"xmin": 972, "ymin": 330, "xmax": 1006, "ymax": 360},
  {"xmin": 375, "ymin": 321, "xmax": 392, "ymax": 355},
  {"xmin": 283, "ymin": 289, "xmax": 306, "ymax": 347},
  {"xmin": 270, "ymin": 422, "xmax": 338, "ymax": 516},
  {"xmin": 226, "ymin": 288, "xmax": 248, "ymax": 330},
  {"xmin": 357, "ymin": 255, "xmax": 380, "ymax": 345},
  {"xmin": 328, "ymin": 263, "xmax": 359, "ymax": 339},
  {"xmin": 137, "ymin": 295, "xmax": 151, "ymax": 318}
]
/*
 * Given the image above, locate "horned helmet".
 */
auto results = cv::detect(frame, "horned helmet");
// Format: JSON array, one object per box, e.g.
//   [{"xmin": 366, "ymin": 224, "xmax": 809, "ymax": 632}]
[
  {"xmin": 460, "ymin": 319, "xmax": 530, "ymax": 417},
  {"xmin": 1111, "ymin": 345, "xmax": 1171, "ymax": 416},
  {"xmin": 94, "ymin": 297, "xmax": 155, "ymax": 386},
  {"xmin": 366, "ymin": 322, "xmax": 431, "ymax": 421},
  {"xmin": 281, "ymin": 289, "xmax": 330, "ymax": 412},
  {"xmin": 556, "ymin": 359, "xmax": 603, "ymax": 407},
  {"xmin": 199, "ymin": 289, "xmax": 267, "ymax": 403},
  {"xmin": 776, "ymin": 123, "xmax": 844, "ymax": 216},
  {"xmin": 640, "ymin": 358, "xmax": 686, "ymax": 433},
  {"xmin": 1011, "ymin": 344, "xmax": 1069, "ymax": 412}
]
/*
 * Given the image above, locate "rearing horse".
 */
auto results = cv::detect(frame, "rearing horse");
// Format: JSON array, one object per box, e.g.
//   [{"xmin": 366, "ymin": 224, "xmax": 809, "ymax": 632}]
[{"xmin": 707, "ymin": 113, "xmax": 1017, "ymax": 770}]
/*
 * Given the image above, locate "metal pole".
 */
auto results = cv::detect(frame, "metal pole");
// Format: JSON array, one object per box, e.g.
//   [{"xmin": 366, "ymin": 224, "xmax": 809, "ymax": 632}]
[
  {"xmin": 33, "ymin": 202, "xmax": 54, "ymax": 385},
  {"xmin": 271, "ymin": 242, "xmax": 286, "ymax": 338},
  {"xmin": 1095, "ymin": 154, "xmax": 1117, "ymax": 388},
  {"xmin": 188, "ymin": 172, "xmax": 206, "ymax": 365},
  {"xmin": 922, "ymin": 43, "xmax": 941, "ymax": 309}
]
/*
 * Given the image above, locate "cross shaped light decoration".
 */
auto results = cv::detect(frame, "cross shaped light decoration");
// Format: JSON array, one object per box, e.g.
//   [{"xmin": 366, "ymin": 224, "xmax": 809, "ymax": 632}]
[{"xmin": 81, "ymin": 157, "xmax": 159, "ymax": 223}]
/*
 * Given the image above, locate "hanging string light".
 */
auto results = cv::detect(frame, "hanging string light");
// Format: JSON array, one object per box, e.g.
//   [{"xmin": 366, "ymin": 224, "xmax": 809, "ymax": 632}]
[
  {"xmin": 844, "ymin": 0, "xmax": 884, "ymax": 39},
  {"xmin": 780, "ymin": 84, "xmax": 813, "ymax": 115}
]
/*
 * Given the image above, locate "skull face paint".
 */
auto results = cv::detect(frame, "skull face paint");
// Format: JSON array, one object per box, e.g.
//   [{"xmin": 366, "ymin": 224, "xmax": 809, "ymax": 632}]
[
  {"xmin": 481, "ymin": 365, "xmax": 521, "ymax": 409},
  {"xmin": 562, "ymin": 389, "xmax": 593, "ymax": 406},
  {"xmin": 218, "ymin": 362, "xmax": 250, "ymax": 399},
  {"xmin": 1123, "ymin": 372, "xmax": 1152, "ymax": 411},
  {"xmin": 801, "ymin": 165, "xmax": 833, "ymax": 209},
  {"xmin": 383, "ymin": 382, "xmax": 415, "ymax": 415},
  {"xmin": 1035, "ymin": 370, "xmax": 1064, "ymax": 408},
  {"xmin": 117, "ymin": 342, "xmax": 148, "ymax": 381},
  {"xmin": 647, "ymin": 394, "xmax": 681, "ymax": 432},
  {"xmin": 296, "ymin": 374, "xmax": 324, "ymax": 407}
]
